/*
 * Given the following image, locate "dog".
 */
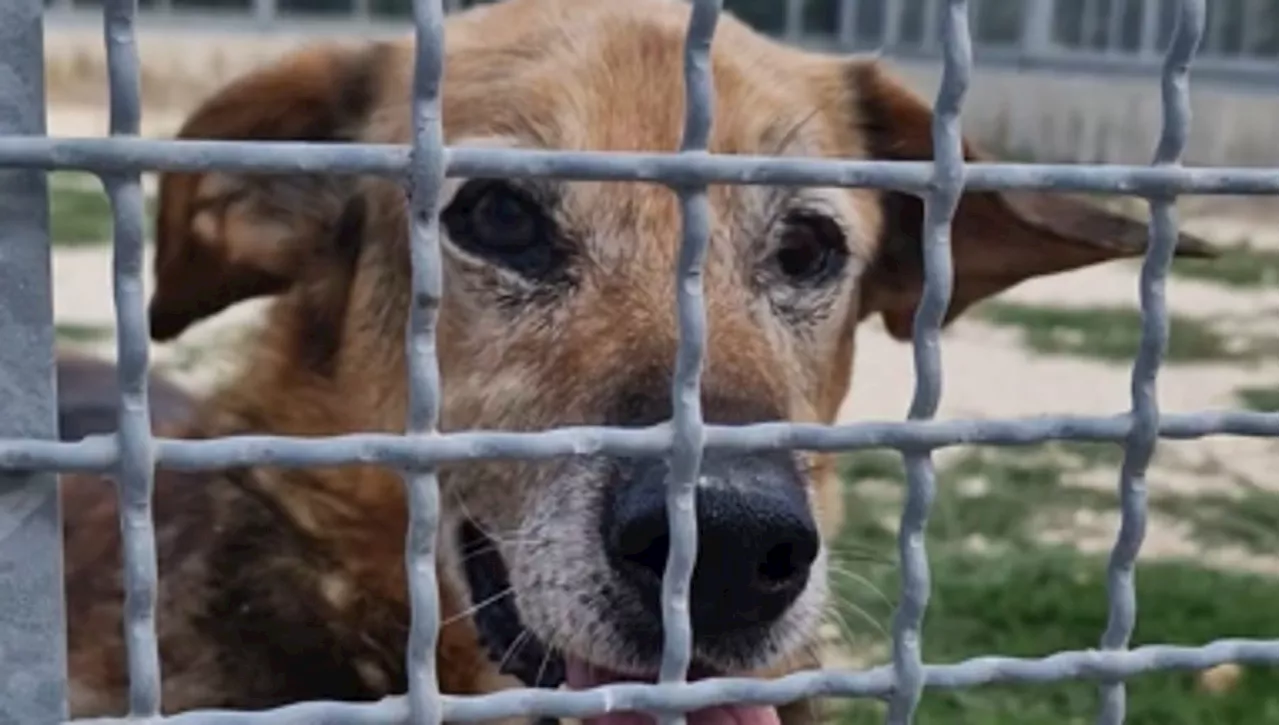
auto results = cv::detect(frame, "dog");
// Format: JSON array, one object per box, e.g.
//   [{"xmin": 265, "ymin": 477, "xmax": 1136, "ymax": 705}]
[{"xmin": 57, "ymin": 0, "xmax": 1215, "ymax": 722}]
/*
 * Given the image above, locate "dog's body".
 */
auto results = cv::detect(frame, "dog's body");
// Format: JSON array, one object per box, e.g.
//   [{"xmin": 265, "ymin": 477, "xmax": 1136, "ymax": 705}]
[{"xmin": 58, "ymin": 0, "xmax": 1213, "ymax": 721}]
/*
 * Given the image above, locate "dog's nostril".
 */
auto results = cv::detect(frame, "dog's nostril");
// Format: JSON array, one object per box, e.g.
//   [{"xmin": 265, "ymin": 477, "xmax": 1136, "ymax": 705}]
[
  {"xmin": 758, "ymin": 542, "xmax": 797, "ymax": 588},
  {"xmin": 618, "ymin": 530, "xmax": 669, "ymax": 583},
  {"xmin": 756, "ymin": 535, "xmax": 819, "ymax": 590}
]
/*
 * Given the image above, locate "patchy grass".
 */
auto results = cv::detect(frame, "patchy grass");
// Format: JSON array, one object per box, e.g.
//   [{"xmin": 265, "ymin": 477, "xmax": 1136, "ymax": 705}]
[
  {"xmin": 1152, "ymin": 489, "xmax": 1279, "ymax": 556},
  {"xmin": 1236, "ymin": 385, "xmax": 1279, "ymax": 413},
  {"xmin": 973, "ymin": 302, "xmax": 1272, "ymax": 365},
  {"xmin": 827, "ymin": 546, "xmax": 1279, "ymax": 725},
  {"xmin": 827, "ymin": 450, "xmax": 1279, "ymax": 725},
  {"xmin": 838, "ymin": 442, "xmax": 1120, "ymax": 550},
  {"xmin": 49, "ymin": 171, "xmax": 155, "ymax": 247},
  {"xmin": 1169, "ymin": 242, "xmax": 1279, "ymax": 289},
  {"xmin": 56, "ymin": 322, "xmax": 113, "ymax": 343}
]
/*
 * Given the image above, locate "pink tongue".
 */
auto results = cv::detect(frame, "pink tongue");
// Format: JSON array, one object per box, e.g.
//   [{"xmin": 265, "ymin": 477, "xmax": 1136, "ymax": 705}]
[{"xmin": 566, "ymin": 659, "xmax": 781, "ymax": 725}]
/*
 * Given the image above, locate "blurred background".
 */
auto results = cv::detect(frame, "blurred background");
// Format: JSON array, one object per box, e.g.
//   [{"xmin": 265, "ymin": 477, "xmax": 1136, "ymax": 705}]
[{"xmin": 35, "ymin": 1, "xmax": 1280, "ymax": 723}]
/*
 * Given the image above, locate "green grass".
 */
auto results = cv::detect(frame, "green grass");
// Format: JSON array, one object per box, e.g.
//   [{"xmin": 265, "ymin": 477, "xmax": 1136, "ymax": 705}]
[
  {"xmin": 1152, "ymin": 488, "xmax": 1280, "ymax": 556},
  {"xmin": 1236, "ymin": 385, "xmax": 1279, "ymax": 413},
  {"xmin": 827, "ymin": 547, "xmax": 1278, "ymax": 725},
  {"xmin": 973, "ymin": 302, "xmax": 1273, "ymax": 365},
  {"xmin": 1169, "ymin": 242, "xmax": 1280, "ymax": 289},
  {"xmin": 837, "ymin": 442, "xmax": 1121, "ymax": 551},
  {"xmin": 48, "ymin": 172, "xmax": 156, "ymax": 247},
  {"xmin": 826, "ymin": 450, "xmax": 1280, "ymax": 725},
  {"xmin": 55, "ymin": 322, "xmax": 113, "ymax": 343}
]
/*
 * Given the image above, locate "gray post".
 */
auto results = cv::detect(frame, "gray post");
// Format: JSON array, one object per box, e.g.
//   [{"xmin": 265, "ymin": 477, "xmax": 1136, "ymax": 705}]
[
  {"xmin": 882, "ymin": 0, "xmax": 904, "ymax": 48},
  {"xmin": 1106, "ymin": 0, "xmax": 1126, "ymax": 53},
  {"xmin": 836, "ymin": 0, "xmax": 857, "ymax": 48},
  {"xmin": 253, "ymin": 0, "xmax": 277, "ymax": 28},
  {"xmin": 1205, "ymin": 0, "xmax": 1226, "ymax": 55},
  {"xmin": 1139, "ymin": 0, "xmax": 1160, "ymax": 58},
  {"xmin": 1084, "ymin": 0, "xmax": 1102, "ymax": 48},
  {"xmin": 784, "ymin": 0, "xmax": 804, "ymax": 42},
  {"xmin": 920, "ymin": 0, "xmax": 940, "ymax": 48},
  {"xmin": 0, "ymin": 0, "xmax": 70, "ymax": 723},
  {"xmin": 1021, "ymin": 0, "xmax": 1054, "ymax": 56}
]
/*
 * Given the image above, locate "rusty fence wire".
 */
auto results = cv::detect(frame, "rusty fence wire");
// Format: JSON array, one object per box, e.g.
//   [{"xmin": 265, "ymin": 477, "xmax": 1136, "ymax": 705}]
[{"xmin": 0, "ymin": 0, "xmax": 1277, "ymax": 723}]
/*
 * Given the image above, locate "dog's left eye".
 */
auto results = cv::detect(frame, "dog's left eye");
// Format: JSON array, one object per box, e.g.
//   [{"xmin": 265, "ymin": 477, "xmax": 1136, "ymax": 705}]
[
  {"xmin": 772, "ymin": 211, "xmax": 848, "ymax": 285},
  {"xmin": 442, "ymin": 180, "xmax": 566, "ymax": 279}
]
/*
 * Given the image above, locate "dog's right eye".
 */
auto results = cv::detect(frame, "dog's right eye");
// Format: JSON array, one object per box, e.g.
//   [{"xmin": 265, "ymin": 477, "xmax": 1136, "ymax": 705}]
[{"xmin": 442, "ymin": 180, "xmax": 567, "ymax": 279}]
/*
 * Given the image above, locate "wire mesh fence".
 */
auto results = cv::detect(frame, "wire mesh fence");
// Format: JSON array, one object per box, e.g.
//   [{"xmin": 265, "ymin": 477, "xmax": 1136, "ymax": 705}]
[{"xmin": 0, "ymin": 0, "xmax": 1277, "ymax": 723}]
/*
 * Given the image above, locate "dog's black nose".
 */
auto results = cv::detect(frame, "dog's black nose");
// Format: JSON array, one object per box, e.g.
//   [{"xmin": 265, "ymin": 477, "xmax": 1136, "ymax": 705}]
[{"xmin": 602, "ymin": 452, "xmax": 819, "ymax": 639}]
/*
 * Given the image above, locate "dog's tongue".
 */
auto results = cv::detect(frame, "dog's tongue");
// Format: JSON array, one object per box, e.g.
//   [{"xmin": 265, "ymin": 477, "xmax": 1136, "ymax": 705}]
[{"xmin": 566, "ymin": 659, "xmax": 780, "ymax": 725}]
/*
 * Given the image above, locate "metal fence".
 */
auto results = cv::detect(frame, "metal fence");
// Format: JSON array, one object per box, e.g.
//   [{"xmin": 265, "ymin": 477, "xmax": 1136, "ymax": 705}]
[{"xmin": 0, "ymin": 0, "xmax": 1278, "ymax": 723}]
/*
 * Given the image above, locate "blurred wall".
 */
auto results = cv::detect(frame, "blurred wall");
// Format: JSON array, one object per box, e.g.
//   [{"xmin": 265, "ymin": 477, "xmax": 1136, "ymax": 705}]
[{"xmin": 42, "ymin": 23, "xmax": 1279, "ymax": 168}]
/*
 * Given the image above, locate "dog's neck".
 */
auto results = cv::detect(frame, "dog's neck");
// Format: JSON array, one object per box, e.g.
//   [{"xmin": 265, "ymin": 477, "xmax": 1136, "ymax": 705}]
[{"xmin": 183, "ymin": 350, "xmax": 527, "ymax": 700}]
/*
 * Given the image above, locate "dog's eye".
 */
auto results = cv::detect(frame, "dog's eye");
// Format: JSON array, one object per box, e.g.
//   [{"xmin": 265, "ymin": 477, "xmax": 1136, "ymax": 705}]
[
  {"xmin": 773, "ymin": 211, "xmax": 847, "ymax": 284},
  {"xmin": 442, "ymin": 180, "xmax": 565, "ymax": 278}
]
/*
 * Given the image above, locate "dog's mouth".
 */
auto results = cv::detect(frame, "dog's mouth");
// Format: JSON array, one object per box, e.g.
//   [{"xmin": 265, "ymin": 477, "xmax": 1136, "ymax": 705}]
[{"xmin": 458, "ymin": 522, "xmax": 782, "ymax": 725}]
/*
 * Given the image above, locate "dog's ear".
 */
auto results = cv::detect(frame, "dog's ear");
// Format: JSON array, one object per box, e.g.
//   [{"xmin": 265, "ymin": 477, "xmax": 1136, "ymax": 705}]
[
  {"xmin": 149, "ymin": 42, "xmax": 388, "ymax": 341},
  {"xmin": 844, "ymin": 60, "xmax": 1216, "ymax": 341}
]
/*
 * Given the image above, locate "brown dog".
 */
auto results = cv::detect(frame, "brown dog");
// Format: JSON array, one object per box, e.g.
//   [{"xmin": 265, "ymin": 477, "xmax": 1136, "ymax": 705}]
[{"xmin": 59, "ymin": 0, "xmax": 1214, "ymax": 721}]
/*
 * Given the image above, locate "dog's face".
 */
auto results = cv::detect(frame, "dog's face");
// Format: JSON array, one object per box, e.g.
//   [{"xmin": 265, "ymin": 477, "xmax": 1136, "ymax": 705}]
[{"xmin": 146, "ymin": 0, "xmax": 1211, "ymax": 694}]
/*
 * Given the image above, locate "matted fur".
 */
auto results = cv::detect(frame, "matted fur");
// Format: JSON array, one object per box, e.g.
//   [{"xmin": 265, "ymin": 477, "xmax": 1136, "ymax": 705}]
[{"xmin": 59, "ymin": 0, "xmax": 1213, "ymax": 720}]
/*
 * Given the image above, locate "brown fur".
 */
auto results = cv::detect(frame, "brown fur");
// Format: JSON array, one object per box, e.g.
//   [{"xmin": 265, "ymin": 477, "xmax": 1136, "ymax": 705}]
[{"xmin": 60, "ymin": 0, "xmax": 1214, "ymax": 720}]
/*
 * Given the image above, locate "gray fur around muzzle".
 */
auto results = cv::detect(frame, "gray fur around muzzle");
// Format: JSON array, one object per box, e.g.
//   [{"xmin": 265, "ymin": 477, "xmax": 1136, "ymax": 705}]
[{"xmin": 460, "ymin": 449, "xmax": 818, "ymax": 687}]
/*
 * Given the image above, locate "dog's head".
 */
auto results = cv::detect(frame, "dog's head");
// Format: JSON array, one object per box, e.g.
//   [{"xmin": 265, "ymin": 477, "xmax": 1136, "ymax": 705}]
[{"xmin": 148, "ymin": 0, "xmax": 1213, "ymax": 700}]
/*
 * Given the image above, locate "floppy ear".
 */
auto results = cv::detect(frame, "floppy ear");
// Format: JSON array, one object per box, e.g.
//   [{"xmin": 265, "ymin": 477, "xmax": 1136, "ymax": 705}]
[
  {"xmin": 845, "ymin": 60, "xmax": 1217, "ymax": 341},
  {"xmin": 149, "ymin": 42, "xmax": 390, "ymax": 341}
]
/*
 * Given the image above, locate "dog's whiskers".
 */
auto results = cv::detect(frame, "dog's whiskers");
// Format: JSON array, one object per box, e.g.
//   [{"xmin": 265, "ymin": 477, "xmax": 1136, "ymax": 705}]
[
  {"xmin": 822, "ymin": 591, "xmax": 889, "ymax": 645},
  {"xmin": 825, "ymin": 541, "xmax": 895, "ymax": 566},
  {"xmin": 442, "ymin": 586, "xmax": 514, "ymax": 627},
  {"xmin": 826, "ymin": 563, "xmax": 893, "ymax": 610},
  {"xmin": 450, "ymin": 488, "xmax": 534, "ymax": 545},
  {"xmin": 496, "ymin": 628, "xmax": 534, "ymax": 674},
  {"xmin": 533, "ymin": 639, "xmax": 555, "ymax": 689}
]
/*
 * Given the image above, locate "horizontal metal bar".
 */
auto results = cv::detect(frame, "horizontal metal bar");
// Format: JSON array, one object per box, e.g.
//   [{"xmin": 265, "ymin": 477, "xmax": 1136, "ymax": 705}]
[
  {"xmin": 64, "ymin": 638, "xmax": 1279, "ymax": 725},
  {"xmin": 0, "ymin": 138, "xmax": 1275, "ymax": 195},
  {"xmin": 2, "ymin": 410, "xmax": 1273, "ymax": 474}
]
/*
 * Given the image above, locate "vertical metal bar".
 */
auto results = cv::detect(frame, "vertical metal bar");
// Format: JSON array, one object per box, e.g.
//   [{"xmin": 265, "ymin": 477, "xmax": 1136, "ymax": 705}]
[
  {"xmin": 1206, "ymin": 0, "xmax": 1227, "ymax": 56},
  {"xmin": 1095, "ymin": 2, "xmax": 1203, "ymax": 725},
  {"xmin": 784, "ymin": 0, "xmax": 804, "ymax": 41},
  {"xmin": 1138, "ymin": 0, "xmax": 1159, "ymax": 57},
  {"xmin": 657, "ymin": 2, "xmax": 719, "ymax": 725},
  {"xmin": 101, "ymin": 0, "xmax": 163, "ymax": 716},
  {"xmin": 1106, "ymin": 0, "xmax": 1126, "ymax": 53},
  {"xmin": 1239, "ymin": 0, "xmax": 1261, "ymax": 57},
  {"xmin": 0, "ymin": 0, "xmax": 69, "ymax": 721},
  {"xmin": 253, "ymin": 0, "xmax": 276, "ymax": 27},
  {"xmin": 837, "ymin": 0, "xmax": 857, "ymax": 48},
  {"xmin": 1021, "ymin": 0, "xmax": 1055, "ymax": 56},
  {"xmin": 885, "ymin": 1, "xmax": 969, "ymax": 724},
  {"xmin": 1081, "ymin": 0, "xmax": 1100, "ymax": 48},
  {"xmin": 403, "ymin": 0, "xmax": 447, "ymax": 723},
  {"xmin": 883, "ymin": 0, "xmax": 904, "ymax": 49},
  {"xmin": 920, "ymin": 0, "xmax": 940, "ymax": 49}
]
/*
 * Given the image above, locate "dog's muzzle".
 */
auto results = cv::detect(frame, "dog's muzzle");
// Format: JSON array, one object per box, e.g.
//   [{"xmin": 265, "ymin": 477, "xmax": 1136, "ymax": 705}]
[{"xmin": 459, "ymin": 521, "xmax": 565, "ymax": 691}]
